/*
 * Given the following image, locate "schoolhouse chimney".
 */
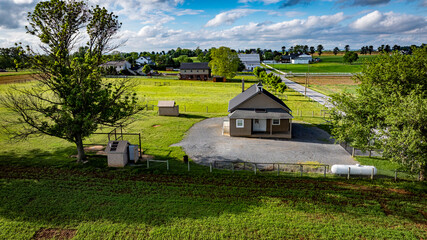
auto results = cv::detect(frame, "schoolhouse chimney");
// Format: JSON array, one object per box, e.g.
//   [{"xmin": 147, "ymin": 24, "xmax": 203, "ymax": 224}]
[{"xmin": 242, "ymin": 78, "xmax": 245, "ymax": 92}]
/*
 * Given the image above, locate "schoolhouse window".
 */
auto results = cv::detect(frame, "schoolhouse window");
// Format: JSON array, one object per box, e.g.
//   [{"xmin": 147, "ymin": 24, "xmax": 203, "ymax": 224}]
[
  {"xmin": 272, "ymin": 119, "xmax": 280, "ymax": 125},
  {"xmin": 236, "ymin": 119, "xmax": 244, "ymax": 128}
]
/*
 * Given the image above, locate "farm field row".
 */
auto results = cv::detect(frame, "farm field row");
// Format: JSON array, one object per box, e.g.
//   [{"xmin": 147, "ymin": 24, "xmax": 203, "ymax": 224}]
[
  {"xmin": 269, "ymin": 55, "xmax": 377, "ymax": 73},
  {"xmin": 288, "ymin": 76, "xmax": 359, "ymax": 96}
]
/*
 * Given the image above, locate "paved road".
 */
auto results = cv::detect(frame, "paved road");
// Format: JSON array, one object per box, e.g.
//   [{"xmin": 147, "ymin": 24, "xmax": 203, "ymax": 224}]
[
  {"xmin": 172, "ymin": 118, "xmax": 357, "ymax": 166},
  {"xmin": 264, "ymin": 64, "xmax": 333, "ymax": 108}
]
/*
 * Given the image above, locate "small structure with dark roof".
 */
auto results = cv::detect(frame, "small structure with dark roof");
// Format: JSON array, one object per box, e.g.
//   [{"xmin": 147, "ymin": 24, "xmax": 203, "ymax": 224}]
[
  {"xmin": 158, "ymin": 100, "xmax": 179, "ymax": 116},
  {"xmin": 225, "ymin": 83, "xmax": 293, "ymax": 139},
  {"xmin": 179, "ymin": 62, "xmax": 211, "ymax": 80}
]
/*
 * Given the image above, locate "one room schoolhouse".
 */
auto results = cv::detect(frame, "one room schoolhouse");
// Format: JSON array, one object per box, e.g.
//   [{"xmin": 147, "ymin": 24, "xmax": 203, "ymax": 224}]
[{"xmin": 226, "ymin": 83, "xmax": 293, "ymax": 139}]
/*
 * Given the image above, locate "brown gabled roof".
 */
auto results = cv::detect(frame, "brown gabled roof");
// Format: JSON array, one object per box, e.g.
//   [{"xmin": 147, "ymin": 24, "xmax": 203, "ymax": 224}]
[
  {"xmin": 228, "ymin": 83, "xmax": 291, "ymax": 113},
  {"xmin": 180, "ymin": 62, "xmax": 210, "ymax": 70}
]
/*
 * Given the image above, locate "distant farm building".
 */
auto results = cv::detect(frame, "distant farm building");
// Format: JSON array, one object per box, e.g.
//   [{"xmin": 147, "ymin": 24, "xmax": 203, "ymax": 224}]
[
  {"xmin": 136, "ymin": 56, "xmax": 154, "ymax": 65},
  {"xmin": 179, "ymin": 62, "xmax": 211, "ymax": 80},
  {"xmin": 238, "ymin": 54, "xmax": 261, "ymax": 71},
  {"xmin": 158, "ymin": 101, "xmax": 179, "ymax": 116},
  {"xmin": 225, "ymin": 83, "xmax": 293, "ymax": 139},
  {"xmin": 100, "ymin": 60, "xmax": 131, "ymax": 73},
  {"xmin": 280, "ymin": 54, "xmax": 313, "ymax": 64},
  {"xmin": 291, "ymin": 54, "xmax": 313, "ymax": 64}
]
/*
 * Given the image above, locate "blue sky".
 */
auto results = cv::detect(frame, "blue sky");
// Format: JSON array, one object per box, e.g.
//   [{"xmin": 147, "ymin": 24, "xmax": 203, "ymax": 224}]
[{"xmin": 0, "ymin": 0, "xmax": 426, "ymax": 52}]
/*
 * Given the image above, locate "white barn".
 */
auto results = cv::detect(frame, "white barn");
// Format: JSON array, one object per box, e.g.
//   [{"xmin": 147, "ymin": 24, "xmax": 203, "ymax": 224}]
[
  {"xmin": 291, "ymin": 54, "xmax": 313, "ymax": 64},
  {"xmin": 238, "ymin": 54, "xmax": 261, "ymax": 71},
  {"xmin": 100, "ymin": 60, "xmax": 131, "ymax": 72}
]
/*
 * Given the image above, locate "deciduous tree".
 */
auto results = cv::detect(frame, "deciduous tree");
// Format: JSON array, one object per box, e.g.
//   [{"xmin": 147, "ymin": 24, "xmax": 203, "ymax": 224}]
[
  {"xmin": 0, "ymin": 0, "xmax": 138, "ymax": 163},
  {"xmin": 209, "ymin": 46, "xmax": 239, "ymax": 79},
  {"xmin": 343, "ymin": 51, "xmax": 359, "ymax": 64},
  {"xmin": 317, "ymin": 45, "xmax": 324, "ymax": 56},
  {"xmin": 330, "ymin": 46, "xmax": 427, "ymax": 179},
  {"xmin": 333, "ymin": 47, "xmax": 340, "ymax": 56}
]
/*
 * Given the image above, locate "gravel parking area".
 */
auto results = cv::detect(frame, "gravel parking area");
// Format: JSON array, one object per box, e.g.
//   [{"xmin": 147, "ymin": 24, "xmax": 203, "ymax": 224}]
[{"xmin": 172, "ymin": 117, "xmax": 358, "ymax": 166}]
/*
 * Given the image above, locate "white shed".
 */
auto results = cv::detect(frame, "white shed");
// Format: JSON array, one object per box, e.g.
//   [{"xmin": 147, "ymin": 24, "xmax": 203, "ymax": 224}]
[{"xmin": 158, "ymin": 101, "xmax": 179, "ymax": 116}]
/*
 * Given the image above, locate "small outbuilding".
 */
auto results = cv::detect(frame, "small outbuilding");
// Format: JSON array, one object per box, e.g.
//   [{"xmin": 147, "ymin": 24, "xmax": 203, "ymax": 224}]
[
  {"xmin": 225, "ymin": 83, "xmax": 293, "ymax": 139},
  {"xmin": 158, "ymin": 100, "xmax": 179, "ymax": 116}
]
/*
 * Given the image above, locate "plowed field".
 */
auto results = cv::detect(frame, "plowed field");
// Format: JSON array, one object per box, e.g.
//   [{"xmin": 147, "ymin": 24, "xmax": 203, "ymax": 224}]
[{"xmin": 0, "ymin": 74, "xmax": 37, "ymax": 84}]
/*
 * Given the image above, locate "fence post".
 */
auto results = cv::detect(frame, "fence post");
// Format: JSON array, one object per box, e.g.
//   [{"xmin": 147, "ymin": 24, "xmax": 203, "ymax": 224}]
[
  {"xmin": 188, "ymin": 161, "xmax": 190, "ymax": 172},
  {"xmin": 210, "ymin": 162, "xmax": 213, "ymax": 173},
  {"xmin": 277, "ymin": 164, "xmax": 280, "ymax": 176},
  {"xmin": 254, "ymin": 164, "xmax": 257, "ymax": 175},
  {"xmin": 394, "ymin": 170, "xmax": 397, "ymax": 181},
  {"xmin": 138, "ymin": 133, "xmax": 142, "ymax": 158},
  {"xmin": 352, "ymin": 147, "xmax": 355, "ymax": 157},
  {"xmin": 300, "ymin": 165, "xmax": 303, "ymax": 177},
  {"xmin": 324, "ymin": 165, "xmax": 327, "ymax": 177},
  {"xmin": 167, "ymin": 160, "xmax": 169, "ymax": 171},
  {"xmin": 347, "ymin": 167, "xmax": 351, "ymax": 180},
  {"xmin": 147, "ymin": 160, "xmax": 150, "ymax": 169},
  {"xmin": 371, "ymin": 167, "xmax": 374, "ymax": 180}
]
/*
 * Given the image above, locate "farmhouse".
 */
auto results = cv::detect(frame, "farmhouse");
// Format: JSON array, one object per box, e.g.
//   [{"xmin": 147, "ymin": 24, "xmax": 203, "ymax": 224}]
[
  {"xmin": 100, "ymin": 60, "xmax": 131, "ymax": 73},
  {"xmin": 238, "ymin": 54, "xmax": 261, "ymax": 71},
  {"xmin": 136, "ymin": 56, "xmax": 154, "ymax": 65},
  {"xmin": 280, "ymin": 54, "xmax": 298, "ymax": 63},
  {"xmin": 179, "ymin": 62, "xmax": 211, "ymax": 80},
  {"xmin": 225, "ymin": 83, "xmax": 293, "ymax": 139}
]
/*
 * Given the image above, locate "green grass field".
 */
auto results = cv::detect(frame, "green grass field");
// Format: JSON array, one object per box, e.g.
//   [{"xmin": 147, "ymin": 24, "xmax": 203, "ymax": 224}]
[
  {"xmin": 270, "ymin": 55, "xmax": 377, "ymax": 73},
  {"xmin": 0, "ymin": 77, "xmax": 425, "ymax": 239}
]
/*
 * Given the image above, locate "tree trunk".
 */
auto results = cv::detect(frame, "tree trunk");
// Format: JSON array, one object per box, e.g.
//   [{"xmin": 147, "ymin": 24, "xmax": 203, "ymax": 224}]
[
  {"xmin": 75, "ymin": 134, "xmax": 86, "ymax": 163},
  {"xmin": 420, "ymin": 164, "xmax": 425, "ymax": 181}
]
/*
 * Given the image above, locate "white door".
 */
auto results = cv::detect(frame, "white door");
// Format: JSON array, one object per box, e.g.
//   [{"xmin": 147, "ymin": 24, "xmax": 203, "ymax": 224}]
[{"xmin": 253, "ymin": 119, "xmax": 267, "ymax": 132}]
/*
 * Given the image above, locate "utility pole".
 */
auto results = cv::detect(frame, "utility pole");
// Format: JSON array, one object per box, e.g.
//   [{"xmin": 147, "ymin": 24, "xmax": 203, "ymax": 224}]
[{"xmin": 304, "ymin": 62, "xmax": 310, "ymax": 96}]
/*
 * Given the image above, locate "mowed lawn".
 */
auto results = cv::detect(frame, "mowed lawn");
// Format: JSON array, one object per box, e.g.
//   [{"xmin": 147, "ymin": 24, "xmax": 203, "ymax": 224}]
[
  {"xmin": 270, "ymin": 55, "xmax": 378, "ymax": 73},
  {"xmin": 0, "ymin": 77, "xmax": 425, "ymax": 239}
]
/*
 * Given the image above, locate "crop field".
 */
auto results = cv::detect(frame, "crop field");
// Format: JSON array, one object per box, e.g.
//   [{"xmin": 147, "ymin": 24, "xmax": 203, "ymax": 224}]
[
  {"xmin": 270, "ymin": 55, "xmax": 377, "ymax": 73},
  {"xmin": 0, "ymin": 77, "xmax": 425, "ymax": 239},
  {"xmin": 0, "ymin": 73, "xmax": 37, "ymax": 84},
  {"xmin": 288, "ymin": 76, "xmax": 360, "ymax": 96}
]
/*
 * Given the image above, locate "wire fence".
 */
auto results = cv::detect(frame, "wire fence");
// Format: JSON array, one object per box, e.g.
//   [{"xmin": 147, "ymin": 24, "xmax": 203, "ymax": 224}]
[{"xmin": 138, "ymin": 159, "xmax": 423, "ymax": 181}]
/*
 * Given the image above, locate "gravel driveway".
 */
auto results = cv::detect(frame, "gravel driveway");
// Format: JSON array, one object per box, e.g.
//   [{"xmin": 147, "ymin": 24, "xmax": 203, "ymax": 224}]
[{"xmin": 172, "ymin": 117, "xmax": 357, "ymax": 166}]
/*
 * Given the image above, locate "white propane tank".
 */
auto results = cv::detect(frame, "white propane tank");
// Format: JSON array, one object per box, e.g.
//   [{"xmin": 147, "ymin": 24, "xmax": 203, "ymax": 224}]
[{"xmin": 331, "ymin": 164, "xmax": 377, "ymax": 175}]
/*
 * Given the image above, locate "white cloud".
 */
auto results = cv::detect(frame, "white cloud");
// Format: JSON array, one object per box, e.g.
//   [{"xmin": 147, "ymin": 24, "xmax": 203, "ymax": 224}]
[
  {"xmin": 86, "ymin": 0, "xmax": 201, "ymax": 23},
  {"xmin": 284, "ymin": 11, "xmax": 306, "ymax": 17},
  {"xmin": 12, "ymin": 0, "xmax": 34, "ymax": 4},
  {"xmin": 238, "ymin": 0, "xmax": 282, "ymax": 4},
  {"xmin": 205, "ymin": 9, "xmax": 260, "ymax": 27},
  {"xmin": 350, "ymin": 11, "xmax": 427, "ymax": 33}
]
